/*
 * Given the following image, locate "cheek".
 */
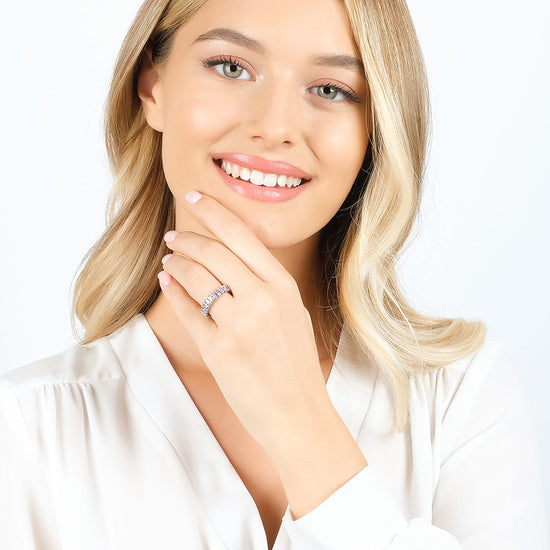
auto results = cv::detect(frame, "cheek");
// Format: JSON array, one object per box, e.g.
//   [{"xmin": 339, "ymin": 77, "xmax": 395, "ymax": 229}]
[
  {"xmin": 160, "ymin": 86, "xmax": 242, "ymax": 184},
  {"xmin": 317, "ymin": 114, "xmax": 368, "ymax": 181},
  {"xmin": 296, "ymin": 113, "xmax": 367, "ymax": 233},
  {"xmin": 309, "ymin": 111, "xmax": 368, "ymax": 211}
]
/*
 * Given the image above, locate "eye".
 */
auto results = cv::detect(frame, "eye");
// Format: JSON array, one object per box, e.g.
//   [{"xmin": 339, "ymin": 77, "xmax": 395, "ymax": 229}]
[
  {"xmin": 203, "ymin": 56, "xmax": 252, "ymax": 80},
  {"xmin": 217, "ymin": 62, "xmax": 245, "ymax": 79},
  {"xmin": 311, "ymin": 83, "xmax": 361, "ymax": 104},
  {"xmin": 316, "ymin": 85, "xmax": 341, "ymax": 100}
]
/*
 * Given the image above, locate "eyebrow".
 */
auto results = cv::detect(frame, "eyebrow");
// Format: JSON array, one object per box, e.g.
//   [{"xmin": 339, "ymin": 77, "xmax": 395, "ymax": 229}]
[
  {"xmin": 193, "ymin": 28, "xmax": 266, "ymax": 54},
  {"xmin": 193, "ymin": 28, "xmax": 364, "ymax": 74},
  {"xmin": 312, "ymin": 54, "xmax": 364, "ymax": 74}
]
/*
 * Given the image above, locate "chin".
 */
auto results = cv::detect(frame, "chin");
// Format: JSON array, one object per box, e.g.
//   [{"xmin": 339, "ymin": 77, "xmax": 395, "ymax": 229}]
[{"xmin": 247, "ymin": 217, "xmax": 319, "ymax": 253}]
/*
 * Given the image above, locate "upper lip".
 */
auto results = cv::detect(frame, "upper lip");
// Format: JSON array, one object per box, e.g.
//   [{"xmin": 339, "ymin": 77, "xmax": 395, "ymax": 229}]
[{"xmin": 213, "ymin": 153, "xmax": 312, "ymax": 181}]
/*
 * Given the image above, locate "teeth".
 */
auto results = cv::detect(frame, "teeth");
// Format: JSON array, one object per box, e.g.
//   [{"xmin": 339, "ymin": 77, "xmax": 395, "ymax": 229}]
[
  {"xmin": 263, "ymin": 173, "xmax": 277, "ymax": 187},
  {"xmin": 219, "ymin": 160, "xmax": 303, "ymax": 188},
  {"xmin": 277, "ymin": 174, "xmax": 287, "ymax": 188},
  {"xmin": 289, "ymin": 176, "xmax": 301, "ymax": 188},
  {"xmin": 240, "ymin": 167, "xmax": 250, "ymax": 181},
  {"xmin": 250, "ymin": 170, "xmax": 264, "ymax": 185}
]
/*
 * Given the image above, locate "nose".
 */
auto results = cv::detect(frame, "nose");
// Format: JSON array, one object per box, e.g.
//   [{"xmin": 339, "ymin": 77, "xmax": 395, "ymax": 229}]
[{"xmin": 243, "ymin": 77, "xmax": 302, "ymax": 149}]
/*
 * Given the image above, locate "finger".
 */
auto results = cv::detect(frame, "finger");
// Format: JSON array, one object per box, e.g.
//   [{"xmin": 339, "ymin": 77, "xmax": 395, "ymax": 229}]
[
  {"xmin": 180, "ymin": 191, "xmax": 289, "ymax": 283},
  {"xmin": 164, "ymin": 231, "xmax": 258, "ymax": 297},
  {"xmin": 157, "ymin": 271, "xmax": 220, "ymax": 348},
  {"xmin": 161, "ymin": 254, "xmax": 234, "ymax": 324}
]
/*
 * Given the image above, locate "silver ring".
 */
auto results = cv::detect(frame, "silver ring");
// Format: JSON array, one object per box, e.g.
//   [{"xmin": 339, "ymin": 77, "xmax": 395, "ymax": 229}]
[{"xmin": 200, "ymin": 284, "xmax": 233, "ymax": 319}]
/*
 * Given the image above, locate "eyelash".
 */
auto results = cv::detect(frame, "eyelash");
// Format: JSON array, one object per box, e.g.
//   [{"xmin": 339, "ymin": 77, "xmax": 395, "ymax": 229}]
[
  {"xmin": 314, "ymin": 82, "xmax": 361, "ymax": 104},
  {"xmin": 202, "ymin": 56, "xmax": 360, "ymax": 104},
  {"xmin": 202, "ymin": 55, "xmax": 250, "ymax": 74}
]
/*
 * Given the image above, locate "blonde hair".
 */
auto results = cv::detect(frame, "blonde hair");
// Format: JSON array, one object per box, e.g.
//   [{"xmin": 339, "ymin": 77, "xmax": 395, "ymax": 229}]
[{"xmin": 72, "ymin": 0, "xmax": 486, "ymax": 432}]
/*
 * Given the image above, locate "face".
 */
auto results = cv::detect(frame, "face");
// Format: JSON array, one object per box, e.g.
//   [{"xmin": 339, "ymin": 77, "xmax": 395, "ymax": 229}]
[{"xmin": 139, "ymin": 0, "xmax": 369, "ymax": 255}]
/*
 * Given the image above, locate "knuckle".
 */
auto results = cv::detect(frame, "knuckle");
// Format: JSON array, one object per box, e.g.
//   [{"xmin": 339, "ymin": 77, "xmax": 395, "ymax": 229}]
[
  {"xmin": 224, "ymin": 219, "xmax": 248, "ymax": 240},
  {"xmin": 217, "ymin": 333, "xmax": 236, "ymax": 352},
  {"xmin": 204, "ymin": 239, "xmax": 221, "ymax": 259},
  {"xmin": 211, "ymin": 332, "xmax": 238, "ymax": 358},
  {"xmin": 254, "ymin": 288, "xmax": 278, "ymax": 315},
  {"xmin": 279, "ymin": 275, "xmax": 300, "ymax": 295},
  {"xmin": 187, "ymin": 263, "xmax": 203, "ymax": 283}
]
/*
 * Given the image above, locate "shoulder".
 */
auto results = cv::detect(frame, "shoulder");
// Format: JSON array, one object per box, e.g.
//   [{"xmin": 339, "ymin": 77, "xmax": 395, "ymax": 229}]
[
  {"xmin": 415, "ymin": 339, "xmax": 519, "ymax": 408},
  {"xmin": 0, "ymin": 326, "xmax": 129, "ymax": 400},
  {"xmin": 414, "ymin": 340, "xmax": 535, "ymax": 461},
  {"xmin": 0, "ymin": 318, "xmax": 147, "ymax": 447},
  {"xmin": 0, "ymin": 316, "xmax": 156, "ymax": 460}
]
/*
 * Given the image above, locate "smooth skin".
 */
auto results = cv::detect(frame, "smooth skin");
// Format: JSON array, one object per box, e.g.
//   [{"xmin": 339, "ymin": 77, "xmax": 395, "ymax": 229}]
[{"xmin": 140, "ymin": 0, "xmax": 369, "ymax": 543}]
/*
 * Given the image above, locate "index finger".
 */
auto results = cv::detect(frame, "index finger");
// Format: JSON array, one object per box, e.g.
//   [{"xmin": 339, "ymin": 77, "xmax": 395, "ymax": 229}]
[{"xmin": 182, "ymin": 190, "xmax": 289, "ymax": 283}]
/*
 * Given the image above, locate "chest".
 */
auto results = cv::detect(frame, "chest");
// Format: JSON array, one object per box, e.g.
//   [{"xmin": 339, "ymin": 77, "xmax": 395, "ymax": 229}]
[{"xmin": 180, "ymin": 371, "xmax": 289, "ymax": 549}]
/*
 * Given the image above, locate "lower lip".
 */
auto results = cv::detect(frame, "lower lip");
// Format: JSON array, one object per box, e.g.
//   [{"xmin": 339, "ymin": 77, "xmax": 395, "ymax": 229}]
[{"xmin": 214, "ymin": 161, "xmax": 308, "ymax": 203}]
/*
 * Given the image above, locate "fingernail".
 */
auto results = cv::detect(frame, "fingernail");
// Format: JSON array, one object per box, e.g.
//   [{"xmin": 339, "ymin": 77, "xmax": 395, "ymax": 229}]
[
  {"xmin": 161, "ymin": 254, "xmax": 172, "ymax": 265},
  {"xmin": 185, "ymin": 191, "xmax": 202, "ymax": 204},
  {"xmin": 158, "ymin": 271, "xmax": 171, "ymax": 287},
  {"xmin": 164, "ymin": 230, "xmax": 178, "ymax": 243}
]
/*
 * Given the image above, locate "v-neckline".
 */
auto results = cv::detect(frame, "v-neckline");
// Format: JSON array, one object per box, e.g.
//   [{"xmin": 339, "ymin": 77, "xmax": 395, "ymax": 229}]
[{"xmin": 109, "ymin": 314, "xmax": 377, "ymax": 550}]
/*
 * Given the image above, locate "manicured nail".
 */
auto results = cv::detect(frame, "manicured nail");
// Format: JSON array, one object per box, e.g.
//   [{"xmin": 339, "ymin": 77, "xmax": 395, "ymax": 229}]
[
  {"xmin": 161, "ymin": 254, "xmax": 172, "ymax": 265},
  {"xmin": 185, "ymin": 191, "xmax": 202, "ymax": 204},
  {"xmin": 164, "ymin": 230, "xmax": 178, "ymax": 243},
  {"xmin": 158, "ymin": 271, "xmax": 172, "ymax": 287}
]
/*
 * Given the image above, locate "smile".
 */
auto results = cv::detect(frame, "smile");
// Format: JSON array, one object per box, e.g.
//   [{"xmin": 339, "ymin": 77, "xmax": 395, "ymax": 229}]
[
  {"xmin": 217, "ymin": 159, "xmax": 303, "ymax": 188},
  {"xmin": 213, "ymin": 155, "xmax": 309, "ymax": 203}
]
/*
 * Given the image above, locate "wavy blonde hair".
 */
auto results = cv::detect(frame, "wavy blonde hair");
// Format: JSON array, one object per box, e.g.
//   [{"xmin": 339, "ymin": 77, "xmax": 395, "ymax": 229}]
[{"xmin": 72, "ymin": 0, "xmax": 486, "ymax": 432}]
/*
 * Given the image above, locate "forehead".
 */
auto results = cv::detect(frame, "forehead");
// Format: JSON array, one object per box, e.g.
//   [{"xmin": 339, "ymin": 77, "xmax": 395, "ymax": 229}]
[{"xmin": 178, "ymin": 0, "xmax": 359, "ymax": 58}]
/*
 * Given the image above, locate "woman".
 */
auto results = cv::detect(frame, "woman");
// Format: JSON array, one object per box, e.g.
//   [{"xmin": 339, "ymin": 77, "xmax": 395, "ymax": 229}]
[{"xmin": 1, "ymin": 0, "xmax": 547, "ymax": 548}]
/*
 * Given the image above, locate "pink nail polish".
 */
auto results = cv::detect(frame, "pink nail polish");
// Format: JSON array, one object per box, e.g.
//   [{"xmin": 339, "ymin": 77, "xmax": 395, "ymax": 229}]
[
  {"xmin": 185, "ymin": 191, "xmax": 202, "ymax": 204},
  {"xmin": 158, "ymin": 271, "xmax": 171, "ymax": 287},
  {"xmin": 161, "ymin": 254, "xmax": 172, "ymax": 265},
  {"xmin": 164, "ymin": 231, "xmax": 178, "ymax": 243}
]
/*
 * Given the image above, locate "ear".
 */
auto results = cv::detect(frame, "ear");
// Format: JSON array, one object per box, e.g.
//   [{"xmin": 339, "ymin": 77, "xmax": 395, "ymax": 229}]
[{"xmin": 137, "ymin": 47, "xmax": 164, "ymax": 132}]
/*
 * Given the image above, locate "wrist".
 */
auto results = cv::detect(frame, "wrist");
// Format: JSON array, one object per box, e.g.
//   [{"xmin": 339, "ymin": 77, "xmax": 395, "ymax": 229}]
[{"xmin": 265, "ymin": 399, "xmax": 368, "ymax": 519}]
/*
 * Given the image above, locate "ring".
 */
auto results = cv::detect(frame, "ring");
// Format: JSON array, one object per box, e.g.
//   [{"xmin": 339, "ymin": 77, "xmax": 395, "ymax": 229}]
[{"xmin": 200, "ymin": 284, "xmax": 233, "ymax": 319}]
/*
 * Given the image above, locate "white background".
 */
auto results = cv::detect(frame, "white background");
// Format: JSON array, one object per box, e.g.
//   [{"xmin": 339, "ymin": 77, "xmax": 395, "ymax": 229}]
[{"xmin": 0, "ymin": 0, "xmax": 548, "ymax": 527}]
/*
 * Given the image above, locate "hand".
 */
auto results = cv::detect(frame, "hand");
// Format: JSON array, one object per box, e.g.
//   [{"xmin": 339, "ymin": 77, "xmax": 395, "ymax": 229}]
[
  {"xmin": 158, "ymin": 190, "xmax": 332, "ymax": 454},
  {"xmin": 159, "ymin": 190, "xmax": 368, "ymax": 518}
]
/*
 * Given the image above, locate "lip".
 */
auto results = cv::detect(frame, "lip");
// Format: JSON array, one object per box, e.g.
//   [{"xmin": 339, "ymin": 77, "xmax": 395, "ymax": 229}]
[
  {"xmin": 212, "ymin": 153, "xmax": 312, "ymax": 181},
  {"xmin": 214, "ymin": 160, "xmax": 308, "ymax": 203}
]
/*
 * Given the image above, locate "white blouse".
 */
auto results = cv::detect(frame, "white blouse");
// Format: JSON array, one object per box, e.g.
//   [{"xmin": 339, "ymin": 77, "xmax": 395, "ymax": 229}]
[{"xmin": 1, "ymin": 314, "xmax": 548, "ymax": 549}]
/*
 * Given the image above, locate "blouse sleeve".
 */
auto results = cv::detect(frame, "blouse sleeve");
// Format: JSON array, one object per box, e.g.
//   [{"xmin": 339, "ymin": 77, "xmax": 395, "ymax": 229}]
[
  {"xmin": 0, "ymin": 379, "xmax": 61, "ymax": 550},
  {"xmin": 280, "ymin": 344, "xmax": 550, "ymax": 549}
]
